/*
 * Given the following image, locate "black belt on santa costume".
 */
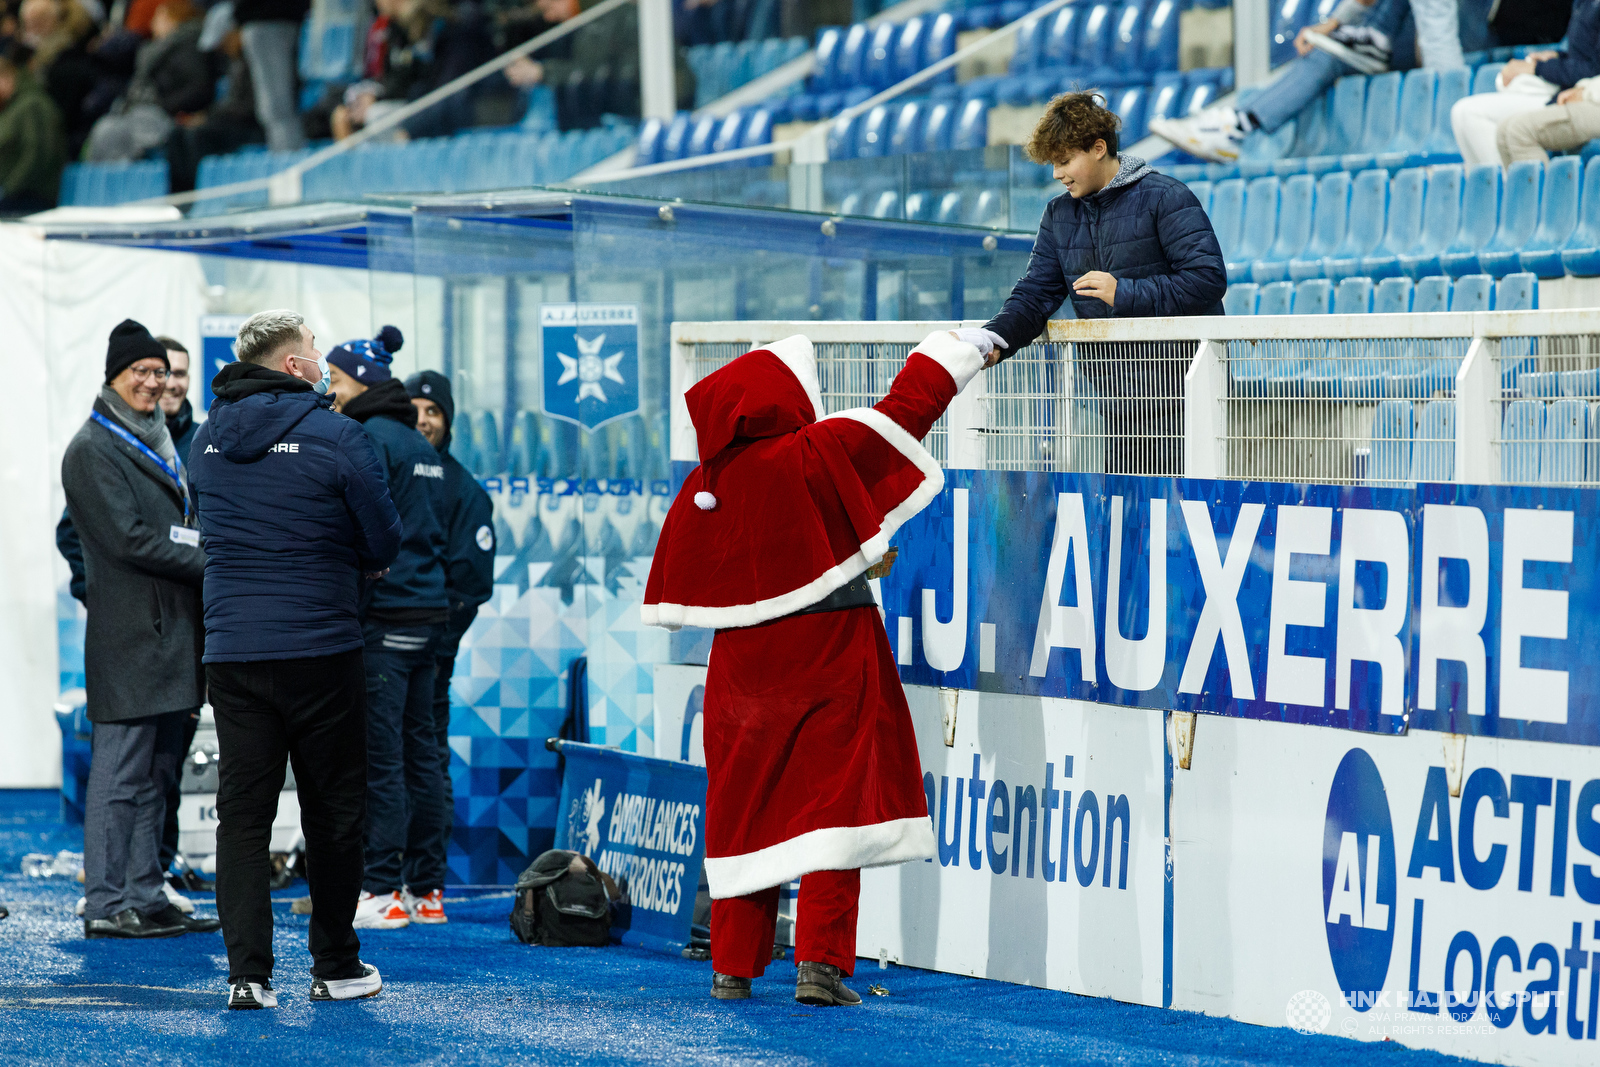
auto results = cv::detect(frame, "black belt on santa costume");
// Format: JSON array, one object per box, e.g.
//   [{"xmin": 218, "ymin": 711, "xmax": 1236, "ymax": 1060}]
[{"xmin": 788, "ymin": 575, "xmax": 877, "ymax": 618}]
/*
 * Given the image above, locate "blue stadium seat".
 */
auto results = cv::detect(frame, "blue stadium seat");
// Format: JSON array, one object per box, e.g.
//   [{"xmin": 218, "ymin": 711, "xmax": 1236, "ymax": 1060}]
[
  {"xmin": 1518, "ymin": 156, "xmax": 1581, "ymax": 276},
  {"xmin": 1102, "ymin": 2, "xmax": 1146, "ymax": 83},
  {"xmin": 1180, "ymin": 75, "xmax": 1220, "ymax": 117},
  {"xmin": 1012, "ymin": 12, "xmax": 1045, "ymax": 72},
  {"xmin": 1043, "ymin": 5, "xmax": 1081, "ymax": 67},
  {"xmin": 1334, "ymin": 276, "xmax": 1373, "ymax": 314},
  {"xmin": 1323, "ymin": 169, "xmax": 1389, "ymax": 281},
  {"xmin": 661, "ymin": 112, "xmax": 694, "ymax": 160},
  {"xmin": 1518, "ymin": 370, "xmax": 1562, "ymax": 397},
  {"xmin": 1472, "ymin": 63, "xmax": 1504, "ymax": 95},
  {"xmin": 865, "ymin": 22, "xmax": 898, "ymax": 87},
  {"xmin": 967, "ymin": 187, "xmax": 1006, "ymax": 227},
  {"xmin": 925, "ymin": 12, "xmax": 958, "ymax": 82},
  {"xmin": 1228, "ymin": 176, "xmax": 1279, "ymax": 281},
  {"xmin": 894, "ymin": 16, "xmax": 927, "ymax": 83},
  {"xmin": 1413, "ymin": 274, "xmax": 1452, "ymax": 313},
  {"xmin": 1294, "ymin": 278, "xmax": 1334, "ymax": 314},
  {"xmin": 1270, "ymin": 0, "xmax": 1314, "ymax": 66},
  {"xmin": 1369, "ymin": 400, "xmax": 1415, "ymax": 484},
  {"xmin": 1543, "ymin": 399, "xmax": 1588, "ymax": 482},
  {"xmin": 686, "ymin": 114, "xmax": 719, "ymax": 157},
  {"xmin": 740, "ymin": 109, "xmax": 774, "ymax": 152},
  {"xmin": 1374, "ymin": 276, "xmax": 1413, "ymax": 313},
  {"xmin": 1224, "ymin": 283, "xmax": 1260, "ymax": 315},
  {"xmin": 1375, "ymin": 70, "xmax": 1437, "ymax": 170},
  {"xmin": 1478, "ymin": 160, "xmax": 1543, "ymax": 276},
  {"xmin": 1143, "ymin": 0, "xmax": 1180, "ymax": 72},
  {"xmin": 935, "ymin": 190, "xmax": 965, "ymax": 224},
  {"xmin": 1590, "ymin": 401, "xmax": 1600, "ymax": 479},
  {"xmin": 953, "ymin": 99, "xmax": 988, "ymax": 149},
  {"xmin": 1360, "ymin": 167, "xmax": 1426, "ymax": 279},
  {"xmin": 1290, "ymin": 170, "xmax": 1351, "ymax": 282},
  {"xmin": 1289, "ymin": 92, "xmax": 1330, "ymax": 159},
  {"xmin": 1422, "ymin": 67, "xmax": 1472, "ymax": 160},
  {"xmin": 1147, "ymin": 71, "xmax": 1186, "ymax": 127},
  {"xmin": 1325, "ymin": 76, "xmax": 1368, "ymax": 170},
  {"xmin": 869, "ymin": 189, "xmax": 902, "ymax": 219},
  {"xmin": 1494, "ymin": 272, "xmax": 1538, "ymax": 310},
  {"xmin": 1257, "ymin": 280, "xmax": 1295, "ymax": 315},
  {"xmin": 472, "ymin": 412, "xmax": 501, "ymax": 477},
  {"xmin": 1253, "ymin": 172, "xmax": 1314, "ymax": 283},
  {"xmin": 1561, "ymin": 157, "xmax": 1600, "ymax": 276},
  {"xmin": 857, "ymin": 104, "xmax": 892, "ymax": 156},
  {"xmin": 1357, "ymin": 72, "xmax": 1403, "ymax": 156},
  {"xmin": 1397, "ymin": 164, "xmax": 1462, "ymax": 278},
  {"xmin": 826, "ymin": 111, "xmax": 861, "ymax": 159},
  {"xmin": 1112, "ymin": 85, "xmax": 1149, "ymax": 142},
  {"xmin": 1075, "ymin": 2, "xmax": 1116, "ymax": 70},
  {"xmin": 837, "ymin": 24, "xmax": 870, "ymax": 87},
  {"xmin": 1451, "ymin": 274, "xmax": 1492, "ymax": 311},
  {"xmin": 1560, "ymin": 368, "xmax": 1600, "ymax": 396},
  {"xmin": 1185, "ymin": 178, "xmax": 1213, "ymax": 214},
  {"xmin": 1208, "ymin": 178, "xmax": 1247, "ymax": 263},
  {"xmin": 886, "ymin": 101, "xmax": 922, "ymax": 155},
  {"xmin": 1411, "ymin": 400, "xmax": 1455, "ymax": 481},
  {"xmin": 1439, "ymin": 164, "xmax": 1502, "ymax": 277},
  {"xmin": 711, "ymin": 111, "xmax": 745, "ymax": 154},
  {"xmin": 635, "ymin": 117, "xmax": 666, "ymax": 165},
  {"xmin": 923, "ymin": 100, "xmax": 956, "ymax": 151}
]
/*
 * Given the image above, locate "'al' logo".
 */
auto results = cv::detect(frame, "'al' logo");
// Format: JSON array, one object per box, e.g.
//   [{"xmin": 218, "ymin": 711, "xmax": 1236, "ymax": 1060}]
[{"xmin": 1322, "ymin": 748, "xmax": 1397, "ymax": 1010}]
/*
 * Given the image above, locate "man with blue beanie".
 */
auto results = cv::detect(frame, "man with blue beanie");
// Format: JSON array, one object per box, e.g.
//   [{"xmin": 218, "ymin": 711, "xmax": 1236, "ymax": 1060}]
[
  {"xmin": 325, "ymin": 326, "xmax": 453, "ymax": 931},
  {"xmin": 404, "ymin": 370, "xmax": 495, "ymax": 924}
]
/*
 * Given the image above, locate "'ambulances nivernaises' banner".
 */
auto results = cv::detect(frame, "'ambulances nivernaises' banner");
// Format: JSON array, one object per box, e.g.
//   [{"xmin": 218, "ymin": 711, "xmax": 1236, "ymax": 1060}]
[{"xmin": 878, "ymin": 472, "xmax": 1599, "ymax": 746}]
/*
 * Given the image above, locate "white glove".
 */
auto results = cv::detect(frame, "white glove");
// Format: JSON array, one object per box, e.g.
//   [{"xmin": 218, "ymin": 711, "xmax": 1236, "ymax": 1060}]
[{"xmin": 950, "ymin": 327, "xmax": 1009, "ymax": 360}]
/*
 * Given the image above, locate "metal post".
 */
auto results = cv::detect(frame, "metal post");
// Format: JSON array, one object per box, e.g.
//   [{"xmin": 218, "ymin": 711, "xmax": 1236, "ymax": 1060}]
[
  {"xmin": 638, "ymin": 0, "xmax": 677, "ymax": 122},
  {"xmin": 1232, "ymin": 0, "xmax": 1271, "ymax": 90},
  {"xmin": 1455, "ymin": 335, "xmax": 1497, "ymax": 483},
  {"xmin": 1183, "ymin": 340, "xmax": 1227, "ymax": 478}
]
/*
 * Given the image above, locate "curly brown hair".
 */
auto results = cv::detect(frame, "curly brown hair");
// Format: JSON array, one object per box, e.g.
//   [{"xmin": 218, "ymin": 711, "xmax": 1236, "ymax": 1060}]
[{"xmin": 1025, "ymin": 91, "xmax": 1121, "ymax": 164}]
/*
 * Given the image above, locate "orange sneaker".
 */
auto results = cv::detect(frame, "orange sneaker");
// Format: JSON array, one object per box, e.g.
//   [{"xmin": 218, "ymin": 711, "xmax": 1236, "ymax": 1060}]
[
  {"xmin": 405, "ymin": 888, "xmax": 447, "ymax": 924},
  {"xmin": 353, "ymin": 890, "xmax": 410, "ymax": 929}
]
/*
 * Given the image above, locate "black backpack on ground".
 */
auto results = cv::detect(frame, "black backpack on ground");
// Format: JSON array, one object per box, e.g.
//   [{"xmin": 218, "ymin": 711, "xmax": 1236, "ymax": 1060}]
[{"xmin": 510, "ymin": 849, "xmax": 614, "ymax": 947}]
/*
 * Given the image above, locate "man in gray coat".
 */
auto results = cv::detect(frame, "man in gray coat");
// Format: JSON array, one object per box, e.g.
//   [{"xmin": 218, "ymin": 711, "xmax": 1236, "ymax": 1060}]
[{"xmin": 61, "ymin": 319, "xmax": 221, "ymax": 940}]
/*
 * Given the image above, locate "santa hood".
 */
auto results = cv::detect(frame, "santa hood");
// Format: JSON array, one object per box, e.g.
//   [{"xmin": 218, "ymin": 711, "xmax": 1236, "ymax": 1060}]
[{"xmin": 643, "ymin": 331, "xmax": 973, "ymax": 632}]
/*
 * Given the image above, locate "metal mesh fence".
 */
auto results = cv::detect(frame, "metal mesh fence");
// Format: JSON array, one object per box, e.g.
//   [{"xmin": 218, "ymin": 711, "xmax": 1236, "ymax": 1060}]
[
  {"xmin": 1221, "ymin": 336, "xmax": 1466, "ymax": 487},
  {"xmin": 1492, "ymin": 333, "xmax": 1600, "ymax": 486}
]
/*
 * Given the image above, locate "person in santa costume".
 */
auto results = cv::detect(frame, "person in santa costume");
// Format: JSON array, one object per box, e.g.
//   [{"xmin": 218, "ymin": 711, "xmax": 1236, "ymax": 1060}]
[{"xmin": 642, "ymin": 327, "xmax": 998, "ymax": 1005}]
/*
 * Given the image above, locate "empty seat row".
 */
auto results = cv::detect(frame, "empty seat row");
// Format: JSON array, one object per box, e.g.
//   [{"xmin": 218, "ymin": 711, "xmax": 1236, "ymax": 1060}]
[
  {"xmin": 811, "ymin": 13, "xmax": 958, "ymax": 94},
  {"xmin": 825, "ymin": 97, "xmax": 990, "ymax": 158},
  {"xmin": 1222, "ymin": 273, "xmax": 1534, "ymax": 317},
  {"xmin": 59, "ymin": 159, "xmax": 171, "ymax": 207},
  {"xmin": 1500, "ymin": 399, "xmax": 1600, "ymax": 484},
  {"xmin": 635, "ymin": 107, "xmax": 776, "ymax": 166},
  {"xmin": 687, "ymin": 36, "xmax": 809, "ymax": 107},
  {"xmin": 1009, "ymin": 0, "xmax": 1181, "ymax": 81},
  {"xmin": 1195, "ymin": 157, "xmax": 1600, "ymax": 284},
  {"xmin": 1368, "ymin": 398, "xmax": 1455, "ymax": 483}
]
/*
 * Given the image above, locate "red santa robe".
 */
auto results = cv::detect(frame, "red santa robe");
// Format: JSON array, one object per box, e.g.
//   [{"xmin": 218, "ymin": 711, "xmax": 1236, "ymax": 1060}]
[{"xmin": 642, "ymin": 330, "xmax": 984, "ymax": 900}]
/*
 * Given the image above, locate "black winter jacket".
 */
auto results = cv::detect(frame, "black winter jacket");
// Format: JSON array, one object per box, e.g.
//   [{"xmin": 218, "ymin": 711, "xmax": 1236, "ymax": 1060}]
[
  {"xmin": 1535, "ymin": 0, "xmax": 1600, "ymax": 88},
  {"xmin": 985, "ymin": 162, "xmax": 1227, "ymax": 350},
  {"xmin": 188, "ymin": 365, "xmax": 402, "ymax": 662},
  {"xmin": 439, "ymin": 449, "xmax": 494, "ymax": 639},
  {"xmin": 342, "ymin": 379, "xmax": 450, "ymax": 618}
]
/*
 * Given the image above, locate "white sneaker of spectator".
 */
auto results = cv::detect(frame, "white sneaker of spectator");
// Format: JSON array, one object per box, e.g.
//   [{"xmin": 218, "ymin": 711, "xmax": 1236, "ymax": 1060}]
[
  {"xmin": 403, "ymin": 887, "xmax": 447, "ymax": 924},
  {"xmin": 1148, "ymin": 107, "xmax": 1251, "ymax": 164},
  {"xmin": 162, "ymin": 881, "xmax": 196, "ymax": 915},
  {"xmin": 1303, "ymin": 26, "xmax": 1392, "ymax": 75},
  {"xmin": 353, "ymin": 890, "xmax": 411, "ymax": 929},
  {"xmin": 310, "ymin": 963, "xmax": 383, "ymax": 1002}
]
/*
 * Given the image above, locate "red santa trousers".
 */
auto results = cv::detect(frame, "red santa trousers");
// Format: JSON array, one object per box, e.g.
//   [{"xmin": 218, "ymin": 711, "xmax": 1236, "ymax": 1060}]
[{"xmin": 710, "ymin": 868, "xmax": 861, "ymax": 978}]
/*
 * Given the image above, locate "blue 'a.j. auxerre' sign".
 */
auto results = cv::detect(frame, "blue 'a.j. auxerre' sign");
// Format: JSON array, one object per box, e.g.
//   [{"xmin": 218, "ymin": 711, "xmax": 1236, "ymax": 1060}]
[
  {"xmin": 880, "ymin": 471, "xmax": 1598, "ymax": 747},
  {"xmin": 554, "ymin": 742, "xmax": 708, "ymax": 953}
]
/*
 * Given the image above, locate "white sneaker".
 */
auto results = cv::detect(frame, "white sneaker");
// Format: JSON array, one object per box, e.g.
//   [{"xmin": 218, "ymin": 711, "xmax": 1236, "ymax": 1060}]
[
  {"xmin": 228, "ymin": 979, "xmax": 278, "ymax": 1010},
  {"xmin": 75, "ymin": 896, "xmax": 86, "ymax": 917},
  {"xmin": 163, "ymin": 881, "xmax": 196, "ymax": 915},
  {"xmin": 1148, "ymin": 107, "xmax": 1249, "ymax": 164},
  {"xmin": 403, "ymin": 887, "xmax": 448, "ymax": 924},
  {"xmin": 310, "ymin": 962, "xmax": 382, "ymax": 1001},
  {"xmin": 352, "ymin": 890, "xmax": 410, "ymax": 930}
]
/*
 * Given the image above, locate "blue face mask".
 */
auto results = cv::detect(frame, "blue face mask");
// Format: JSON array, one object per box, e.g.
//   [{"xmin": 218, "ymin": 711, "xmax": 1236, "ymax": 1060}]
[{"xmin": 293, "ymin": 353, "xmax": 331, "ymax": 395}]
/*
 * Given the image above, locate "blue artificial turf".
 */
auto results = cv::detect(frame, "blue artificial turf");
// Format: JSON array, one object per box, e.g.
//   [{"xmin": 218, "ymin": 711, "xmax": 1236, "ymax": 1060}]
[{"xmin": 0, "ymin": 790, "xmax": 1484, "ymax": 1066}]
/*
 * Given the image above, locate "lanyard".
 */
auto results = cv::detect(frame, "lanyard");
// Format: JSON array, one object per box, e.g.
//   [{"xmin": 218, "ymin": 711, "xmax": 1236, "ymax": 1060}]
[{"xmin": 91, "ymin": 411, "xmax": 189, "ymax": 521}]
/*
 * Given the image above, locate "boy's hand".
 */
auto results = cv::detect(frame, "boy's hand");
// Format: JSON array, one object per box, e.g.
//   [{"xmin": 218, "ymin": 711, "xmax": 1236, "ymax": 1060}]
[{"xmin": 1073, "ymin": 271, "xmax": 1117, "ymax": 307}]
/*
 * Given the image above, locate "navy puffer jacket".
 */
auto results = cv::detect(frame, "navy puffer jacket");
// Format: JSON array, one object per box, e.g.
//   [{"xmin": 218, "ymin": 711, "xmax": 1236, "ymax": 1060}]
[
  {"xmin": 189, "ymin": 364, "xmax": 402, "ymax": 662},
  {"xmin": 985, "ymin": 159, "xmax": 1227, "ymax": 349},
  {"xmin": 1534, "ymin": 0, "xmax": 1600, "ymax": 89}
]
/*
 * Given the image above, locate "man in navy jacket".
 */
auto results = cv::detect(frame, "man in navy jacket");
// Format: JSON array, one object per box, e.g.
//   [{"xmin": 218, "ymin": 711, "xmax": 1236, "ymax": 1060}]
[
  {"xmin": 403, "ymin": 370, "xmax": 495, "ymax": 924},
  {"xmin": 324, "ymin": 327, "xmax": 453, "ymax": 931},
  {"xmin": 189, "ymin": 309, "xmax": 401, "ymax": 1009},
  {"xmin": 978, "ymin": 92, "xmax": 1226, "ymax": 476}
]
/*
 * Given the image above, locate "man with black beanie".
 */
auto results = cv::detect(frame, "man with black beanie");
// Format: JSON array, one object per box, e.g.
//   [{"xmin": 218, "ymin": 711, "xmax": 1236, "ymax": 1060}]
[
  {"xmin": 402, "ymin": 370, "xmax": 495, "ymax": 923},
  {"xmin": 62, "ymin": 318, "xmax": 219, "ymax": 941},
  {"xmin": 325, "ymin": 327, "xmax": 453, "ymax": 931}
]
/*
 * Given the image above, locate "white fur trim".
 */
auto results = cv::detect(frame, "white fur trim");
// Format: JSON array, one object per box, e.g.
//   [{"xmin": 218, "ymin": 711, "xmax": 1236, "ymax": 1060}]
[
  {"xmin": 641, "ymin": 406, "xmax": 943, "ymax": 632},
  {"xmin": 915, "ymin": 330, "xmax": 985, "ymax": 392},
  {"xmin": 694, "ymin": 491, "xmax": 718, "ymax": 510},
  {"xmin": 705, "ymin": 817, "xmax": 937, "ymax": 899},
  {"xmin": 764, "ymin": 334, "xmax": 825, "ymax": 423}
]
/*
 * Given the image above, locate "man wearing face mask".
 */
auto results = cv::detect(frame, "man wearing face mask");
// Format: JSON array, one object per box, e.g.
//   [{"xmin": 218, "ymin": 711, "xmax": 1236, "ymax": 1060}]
[
  {"xmin": 188, "ymin": 309, "xmax": 403, "ymax": 1009},
  {"xmin": 401, "ymin": 370, "xmax": 494, "ymax": 924}
]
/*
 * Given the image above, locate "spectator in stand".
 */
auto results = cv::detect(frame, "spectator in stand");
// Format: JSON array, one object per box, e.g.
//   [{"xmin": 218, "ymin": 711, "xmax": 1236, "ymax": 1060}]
[
  {"xmin": 84, "ymin": 0, "xmax": 211, "ymax": 161},
  {"xmin": 0, "ymin": 43, "xmax": 65, "ymax": 214},
  {"xmin": 502, "ymin": 0, "xmax": 693, "ymax": 128},
  {"xmin": 17, "ymin": 0, "xmax": 100, "ymax": 153},
  {"xmin": 233, "ymin": 0, "xmax": 304, "ymax": 152},
  {"xmin": 1495, "ymin": 75, "xmax": 1600, "ymax": 162},
  {"xmin": 1451, "ymin": 0, "xmax": 1598, "ymax": 166},
  {"xmin": 1150, "ymin": 0, "xmax": 1496, "ymax": 163},
  {"xmin": 165, "ymin": 12, "xmax": 262, "ymax": 193}
]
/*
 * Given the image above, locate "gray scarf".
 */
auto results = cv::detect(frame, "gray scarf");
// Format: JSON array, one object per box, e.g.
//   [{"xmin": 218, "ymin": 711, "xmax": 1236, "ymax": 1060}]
[
  {"xmin": 99, "ymin": 385, "xmax": 178, "ymax": 467},
  {"xmin": 1091, "ymin": 155, "xmax": 1153, "ymax": 200}
]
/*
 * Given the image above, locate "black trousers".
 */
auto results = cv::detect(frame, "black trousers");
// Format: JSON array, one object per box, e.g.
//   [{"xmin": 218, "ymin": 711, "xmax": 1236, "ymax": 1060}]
[
  {"xmin": 208, "ymin": 650, "xmax": 368, "ymax": 983},
  {"xmin": 401, "ymin": 634, "xmax": 461, "ymax": 892}
]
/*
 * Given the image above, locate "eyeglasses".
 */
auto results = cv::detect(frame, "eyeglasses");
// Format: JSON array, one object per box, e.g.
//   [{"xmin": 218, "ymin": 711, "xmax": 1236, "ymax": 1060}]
[{"xmin": 127, "ymin": 366, "xmax": 171, "ymax": 382}]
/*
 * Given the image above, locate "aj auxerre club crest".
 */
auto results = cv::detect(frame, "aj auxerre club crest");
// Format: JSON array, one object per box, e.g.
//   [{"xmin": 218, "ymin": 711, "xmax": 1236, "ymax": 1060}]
[{"xmin": 540, "ymin": 304, "xmax": 640, "ymax": 431}]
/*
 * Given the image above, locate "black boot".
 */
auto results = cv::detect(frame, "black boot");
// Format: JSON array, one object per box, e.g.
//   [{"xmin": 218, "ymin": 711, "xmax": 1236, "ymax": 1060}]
[
  {"xmin": 149, "ymin": 902, "xmax": 222, "ymax": 933},
  {"xmin": 84, "ymin": 907, "xmax": 187, "ymax": 939},
  {"xmin": 795, "ymin": 961, "xmax": 862, "ymax": 1006},
  {"xmin": 711, "ymin": 972, "xmax": 752, "ymax": 1000}
]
